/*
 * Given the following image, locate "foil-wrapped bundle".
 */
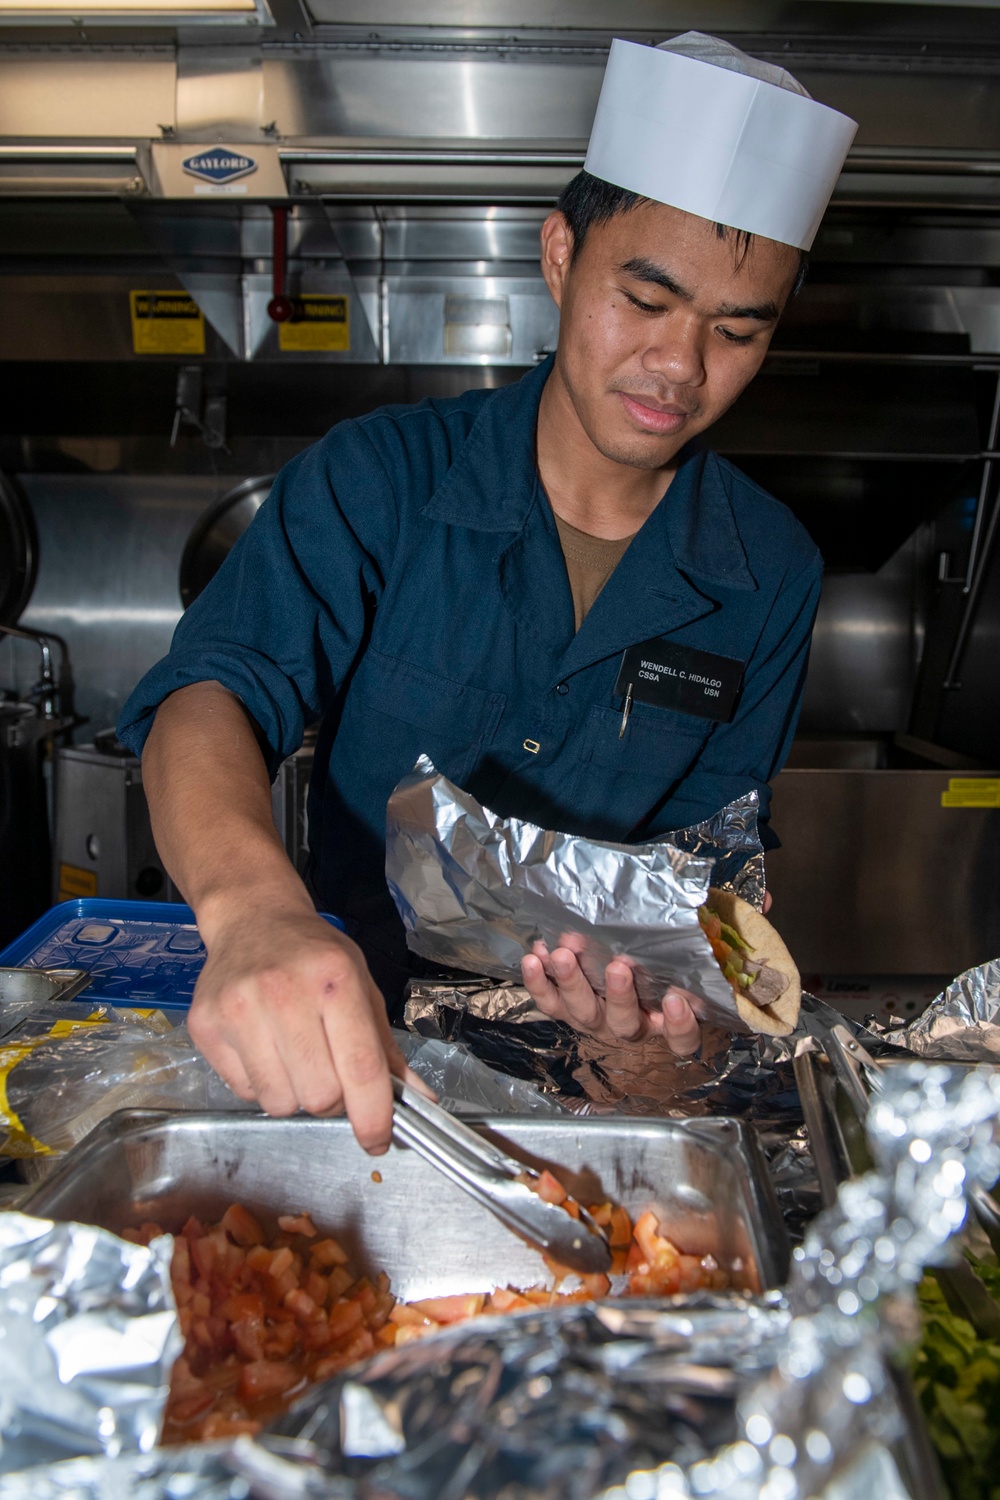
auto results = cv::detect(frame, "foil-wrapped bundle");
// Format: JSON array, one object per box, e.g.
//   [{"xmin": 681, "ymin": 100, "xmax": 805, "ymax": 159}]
[
  {"xmin": 386, "ymin": 758, "xmax": 765, "ymax": 1029},
  {"xmin": 882, "ymin": 958, "xmax": 1000, "ymax": 1062},
  {"xmin": 0, "ymin": 1213, "xmax": 180, "ymax": 1474}
]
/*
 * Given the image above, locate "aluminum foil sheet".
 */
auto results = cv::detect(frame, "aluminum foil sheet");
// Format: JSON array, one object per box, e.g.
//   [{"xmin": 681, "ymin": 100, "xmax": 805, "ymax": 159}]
[
  {"xmin": 881, "ymin": 957, "xmax": 1000, "ymax": 1062},
  {"xmin": 269, "ymin": 1296, "xmax": 790, "ymax": 1498},
  {"xmin": 395, "ymin": 1030, "xmax": 565, "ymax": 1116},
  {"xmin": 9, "ymin": 1062, "xmax": 993, "ymax": 1500},
  {"xmin": 260, "ymin": 1062, "xmax": 1000, "ymax": 1500},
  {"xmin": 0, "ymin": 1436, "xmax": 339, "ymax": 1500},
  {"xmin": 403, "ymin": 978, "xmax": 818, "ymax": 1235},
  {"xmin": 385, "ymin": 758, "xmax": 765, "ymax": 1029},
  {"xmin": 0, "ymin": 1212, "xmax": 181, "ymax": 1474}
]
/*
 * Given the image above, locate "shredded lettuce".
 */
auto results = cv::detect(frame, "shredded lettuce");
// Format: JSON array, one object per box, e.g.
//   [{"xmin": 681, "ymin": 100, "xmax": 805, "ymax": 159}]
[{"xmin": 913, "ymin": 1254, "xmax": 1000, "ymax": 1499}]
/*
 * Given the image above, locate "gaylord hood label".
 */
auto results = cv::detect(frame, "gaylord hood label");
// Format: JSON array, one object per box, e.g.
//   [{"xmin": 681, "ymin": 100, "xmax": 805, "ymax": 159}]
[{"xmin": 182, "ymin": 148, "xmax": 258, "ymax": 184}]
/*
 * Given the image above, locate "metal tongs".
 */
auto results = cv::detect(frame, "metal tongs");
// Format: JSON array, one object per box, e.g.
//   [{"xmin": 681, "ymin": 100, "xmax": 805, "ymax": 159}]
[{"xmin": 391, "ymin": 1077, "xmax": 612, "ymax": 1275}]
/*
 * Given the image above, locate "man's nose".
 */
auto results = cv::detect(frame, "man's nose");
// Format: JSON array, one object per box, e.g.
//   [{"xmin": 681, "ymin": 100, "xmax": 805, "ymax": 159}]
[{"xmin": 642, "ymin": 313, "xmax": 707, "ymax": 388}]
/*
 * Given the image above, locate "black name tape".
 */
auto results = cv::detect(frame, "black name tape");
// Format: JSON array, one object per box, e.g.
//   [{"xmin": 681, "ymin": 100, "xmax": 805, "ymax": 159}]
[{"xmin": 615, "ymin": 640, "xmax": 745, "ymax": 723}]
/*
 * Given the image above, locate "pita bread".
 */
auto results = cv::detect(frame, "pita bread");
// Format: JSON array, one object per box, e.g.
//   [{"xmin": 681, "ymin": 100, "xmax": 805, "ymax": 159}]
[{"xmin": 705, "ymin": 887, "xmax": 801, "ymax": 1036}]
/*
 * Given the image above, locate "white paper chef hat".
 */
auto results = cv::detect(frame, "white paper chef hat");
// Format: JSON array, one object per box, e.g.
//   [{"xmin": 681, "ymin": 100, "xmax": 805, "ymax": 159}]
[{"xmin": 583, "ymin": 31, "xmax": 858, "ymax": 251}]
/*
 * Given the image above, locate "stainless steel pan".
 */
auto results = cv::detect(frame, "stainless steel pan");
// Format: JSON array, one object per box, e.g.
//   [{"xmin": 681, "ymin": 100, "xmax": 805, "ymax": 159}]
[{"xmin": 22, "ymin": 1109, "xmax": 789, "ymax": 1299}]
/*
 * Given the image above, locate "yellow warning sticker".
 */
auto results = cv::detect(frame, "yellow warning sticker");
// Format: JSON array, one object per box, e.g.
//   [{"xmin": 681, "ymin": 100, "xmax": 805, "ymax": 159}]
[
  {"xmin": 278, "ymin": 295, "xmax": 350, "ymax": 353},
  {"xmin": 130, "ymin": 290, "xmax": 205, "ymax": 356},
  {"xmin": 57, "ymin": 862, "xmax": 98, "ymax": 900},
  {"xmin": 941, "ymin": 777, "xmax": 1000, "ymax": 809}
]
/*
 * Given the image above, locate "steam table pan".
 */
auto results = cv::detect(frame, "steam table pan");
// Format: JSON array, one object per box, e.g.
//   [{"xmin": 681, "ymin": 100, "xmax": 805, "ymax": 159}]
[{"xmin": 22, "ymin": 1109, "xmax": 789, "ymax": 1299}]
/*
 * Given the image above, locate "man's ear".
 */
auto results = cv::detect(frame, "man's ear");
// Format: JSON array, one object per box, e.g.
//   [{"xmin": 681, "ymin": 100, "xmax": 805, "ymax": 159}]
[{"xmin": 540, "ymin": 211, "xmax": 574, "ymax": 309}]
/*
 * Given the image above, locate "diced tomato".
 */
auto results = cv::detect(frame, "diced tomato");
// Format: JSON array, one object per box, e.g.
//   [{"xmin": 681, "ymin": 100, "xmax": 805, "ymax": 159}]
[
  {"xmin": 231, "ymin": 1316, "xmax": 266, "ymax": 1363},
  {"xmin": 677, "ymin": 1255, "xmax": 710, "ymax": 1293},
  {"xmin": 632, "ymin": 1211, "xmax": 675, "ymax": 1268},
  {"xmin": 218, "ymin": 1291, "xmax": 265, "ymax": 1324},
  {"xmin": 268, "ymin": 1246, "xmax": 294, "ymax": 1278},
  {"xmin": 278, "ymin": 1213, "xmax": 317, "ymax": 1238},
  {"xmin": 239, "ymin": 1360, "xmax": 300, "ymax": 1403},
  {"xmin": 488, "ymin": 1287, "xmax": 531, "ymax": 1313},
  {"xmin": 245, "ymin": 1245, "xmax": 272, "ymax": 1273},
  {"xmin": 190, "ymin": 1236, "xmax": 218, "ymax": 1280},
  {"xmin": 340, "ymin": 1328, "xmax": 375, "ymax": 1364},
  {"xmin": 301, "ymin": 1320, "xmax": 334, "ymax": 1352},
  {"xmin": 220, "ymin": 1204, "xmax": 265, "ymax": 1248},
  {"xmin": 356, "ymin": 1282, "xmax": 378, "ymax": 1317},
  {"xmin": 304, "ymin": 1270, "xmax": 328, "ymax": 1307},
  {"xmin": 534, "ymin": 1170, "xmax": 568, "ymax": 1205},
  {"xmin": 389, "ymin": 1303, "xmax": 432, "ymax": 1328},
  {"xmin": 410, "ymin": 1294, "xmax": 485, "ymax": 1324},
  {"xmin": 327, "ymin": 1299, "xmax": 364, "ymax": 1340},
  {"xmin": 262, "ymin": 1322, "xmax": 299, "ymax": 1360},
  {"xmin": 327, "ymin": 1266, "xmax": 353, "ymax": 1299},
  {"xmin": 709, "ymin": 936, "xmax": 732, "ymax": 964},
  {"xmin": 580, "ymin": 1273, "xmax": 611, "ymax": 1300},
  {"xmin": 311, "ymin": 1237, "xmax": 349, "ymax": 1268},
  {"xmin": 606, "ymin": 1205, "xmax": 633, "ymax": 1249},
  {"xmin": 285, "ymin": 1288, "xmax": 322, "ymax": 1323}
]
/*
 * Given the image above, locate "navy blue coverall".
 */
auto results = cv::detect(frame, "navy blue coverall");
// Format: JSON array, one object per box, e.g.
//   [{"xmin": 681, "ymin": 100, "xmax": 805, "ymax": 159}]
[{"xmin": 119, "ymin": 357, "xmax": 822, "ymax": 1002}]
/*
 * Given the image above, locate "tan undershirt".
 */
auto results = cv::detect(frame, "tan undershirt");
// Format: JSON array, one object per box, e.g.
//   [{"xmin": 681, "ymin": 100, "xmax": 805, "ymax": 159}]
[{"xmin": 553, "ymin": 514, "xmax": 637, "ymax": 631}]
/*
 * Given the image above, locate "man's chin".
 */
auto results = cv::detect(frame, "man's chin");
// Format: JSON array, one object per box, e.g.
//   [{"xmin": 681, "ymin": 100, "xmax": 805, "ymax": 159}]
[{"xmin": 592, "ymin": 426, "xmax": 690, "ymax": 472}]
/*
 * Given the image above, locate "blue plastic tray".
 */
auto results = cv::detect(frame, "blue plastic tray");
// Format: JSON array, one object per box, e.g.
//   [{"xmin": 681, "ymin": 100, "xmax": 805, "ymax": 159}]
[{"xmin": 0, "ymin": 900, "xmax": 345, "ymax": 1016}]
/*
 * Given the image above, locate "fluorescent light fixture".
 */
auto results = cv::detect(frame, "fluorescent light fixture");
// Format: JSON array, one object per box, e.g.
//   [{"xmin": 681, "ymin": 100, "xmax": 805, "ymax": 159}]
[{"xmin": 0, "ymin": 0, "xmax": 270, "ymax": 22}]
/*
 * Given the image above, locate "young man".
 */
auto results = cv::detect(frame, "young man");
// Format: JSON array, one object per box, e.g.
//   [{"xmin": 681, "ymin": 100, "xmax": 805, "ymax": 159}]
[{"xmin": 119, "ymin": 34, "xmax": 856, "ymax": 1151}]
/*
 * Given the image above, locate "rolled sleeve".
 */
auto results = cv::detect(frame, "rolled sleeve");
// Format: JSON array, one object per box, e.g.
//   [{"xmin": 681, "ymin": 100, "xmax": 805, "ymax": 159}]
[{"xmin": 117, "ymin": 426, "xmax": 398, "ymax": 774}]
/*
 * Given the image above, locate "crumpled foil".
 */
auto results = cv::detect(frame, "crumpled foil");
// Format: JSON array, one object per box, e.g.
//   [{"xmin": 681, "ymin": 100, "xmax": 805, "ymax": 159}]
[
  {"xmin": 386, "ymin": 758, "xmax": 766, "ymax": 1028},
  {"xmin": 9, "ymin": 1062, "xmax": 990, "ymax": 1500},
  {"xmin": 395, "ymin": 1030, "xmax": 565, "ymax": 1116},
  {"xmin": 0, "ymin": 1435, "xmax": 341, "ymax": 1500},
  {"xmin": 264, "ymin": 1063, "xmax": 997, "ymax": 1500},
  {"xmin": 0, "ymin": 1213, "xmax": 181, "ymax": 1474},
  {"xmin": 880, "ymin": 957, "xmax": 1000, "ymax": 1062},
  {"xmin": 403, "ymin": 978, "xmax": 819, "ymax": 1234},
  {"xmin": 270, "ymin": 1296, "xmax": 790, "ymax": 1497}
]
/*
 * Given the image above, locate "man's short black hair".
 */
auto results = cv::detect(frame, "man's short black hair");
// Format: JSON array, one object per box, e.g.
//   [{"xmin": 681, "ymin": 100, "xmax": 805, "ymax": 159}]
[{"xmin": 554, "ymin": 170, "xmax": 808, "ymax": 296}]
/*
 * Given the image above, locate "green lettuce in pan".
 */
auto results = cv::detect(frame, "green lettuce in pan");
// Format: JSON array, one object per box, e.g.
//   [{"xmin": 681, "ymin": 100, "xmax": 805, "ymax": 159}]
[{"xmin": 913, "ymin": 1255, "xmax": 1000, "ymax": 1500}]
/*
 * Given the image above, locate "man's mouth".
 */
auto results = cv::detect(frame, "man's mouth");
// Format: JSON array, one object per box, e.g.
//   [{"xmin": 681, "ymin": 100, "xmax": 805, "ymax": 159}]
[{"xmin": 615, "ymin": 391, "xmax": 693, "ymax": 436}]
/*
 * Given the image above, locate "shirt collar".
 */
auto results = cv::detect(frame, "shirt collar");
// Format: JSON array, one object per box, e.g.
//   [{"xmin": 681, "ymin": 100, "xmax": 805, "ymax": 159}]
[{"xmin": 421, "ymin": 357, "xmax": 757, "ymax": 593}]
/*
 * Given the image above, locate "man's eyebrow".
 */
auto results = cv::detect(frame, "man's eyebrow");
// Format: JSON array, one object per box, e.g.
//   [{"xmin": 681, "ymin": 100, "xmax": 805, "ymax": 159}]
[
  {"xmin": 715, "ymin": 299, "xmax": 780, "ymax": 323},
  {"xmin": 619, "ymin": 257, "xmax": 692, "ymax": 300},
  {"xmin": 619, "ymin": 258, "xmax": 779, "ymax": 323}
]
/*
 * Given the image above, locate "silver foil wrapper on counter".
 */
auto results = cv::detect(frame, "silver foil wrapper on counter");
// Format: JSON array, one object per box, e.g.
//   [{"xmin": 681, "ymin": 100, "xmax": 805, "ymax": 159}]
[
  {"xmin": 882, "ymin": 957, "xmax": 1000, "ymax": 1062},
  {"xmin": 0, "ymin": 1213, "xmax": 181, "ymax": 1474},
  {"xmin": 403, "ymin": 978, "xmax": 823, "ymax": 1235},
  {"xmin": 386, "ymin": 758, "xmax": 765, "ymax": 1029}
]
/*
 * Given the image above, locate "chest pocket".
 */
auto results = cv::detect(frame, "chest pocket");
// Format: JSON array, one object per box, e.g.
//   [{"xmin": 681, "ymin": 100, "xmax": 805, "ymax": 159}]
[
  {"xmin": 352, "ymin": 647, "xmax": 506, "ymax": 784},
  {"xmin": 580, "ymin": 702, "xmax": 712, "ymax": 781}
]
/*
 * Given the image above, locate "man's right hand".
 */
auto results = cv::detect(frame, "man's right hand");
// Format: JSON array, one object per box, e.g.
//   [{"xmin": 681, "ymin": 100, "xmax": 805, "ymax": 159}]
[
  {"xmin": 141, "ymin": 681, "xmax": 427, "ymax": 1153},
  {"xmin": 188, "ymin": 904, "xmax": 418, "ymax": 1154}
]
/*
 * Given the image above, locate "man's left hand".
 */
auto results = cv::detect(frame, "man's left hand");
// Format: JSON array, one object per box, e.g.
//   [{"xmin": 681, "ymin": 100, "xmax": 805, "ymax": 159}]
[{"xmin": 520, "ymin": 942, "xmax": 701, "ymax": 1054}]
